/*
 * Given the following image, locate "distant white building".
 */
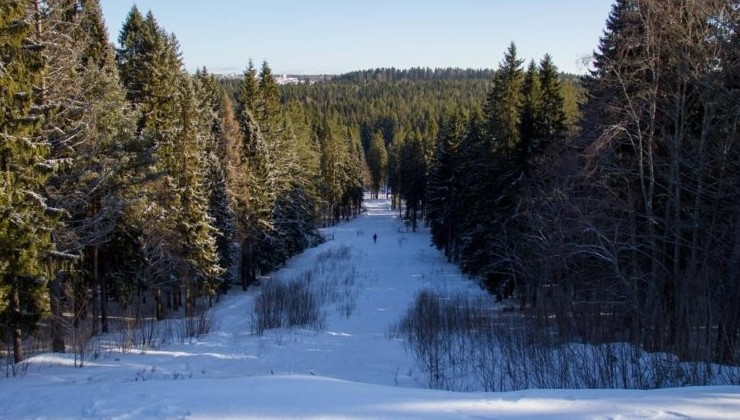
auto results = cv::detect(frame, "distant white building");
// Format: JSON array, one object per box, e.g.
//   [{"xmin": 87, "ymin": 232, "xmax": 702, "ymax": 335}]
[{"xmin": 275, "ymin": 74, "xmax": 300, "ymax": 85}]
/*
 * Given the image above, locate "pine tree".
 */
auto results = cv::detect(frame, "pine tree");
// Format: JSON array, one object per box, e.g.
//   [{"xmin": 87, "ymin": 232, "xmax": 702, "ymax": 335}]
[
  {"xmin": 455, "ymin": 110, "xmax": 498, "ymax": 279},
  {"xmin": 285, "ymin": 102, "xmax": 322, "ymax": 219},
  {"xmin": 230, "ymin": 60, "xmax": 324, "ymax": 283}
]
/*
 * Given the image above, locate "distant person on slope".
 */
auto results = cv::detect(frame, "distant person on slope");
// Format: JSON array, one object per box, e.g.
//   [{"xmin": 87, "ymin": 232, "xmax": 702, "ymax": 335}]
[{"xmin": 373, "ymin": 233, "xmax": 377, "ymax": 243}]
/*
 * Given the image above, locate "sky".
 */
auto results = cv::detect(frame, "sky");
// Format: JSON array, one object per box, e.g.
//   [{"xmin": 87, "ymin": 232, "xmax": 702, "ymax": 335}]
[{"xmin": 99, "ymin": 0, "xmax": 615, "ymax": 75}]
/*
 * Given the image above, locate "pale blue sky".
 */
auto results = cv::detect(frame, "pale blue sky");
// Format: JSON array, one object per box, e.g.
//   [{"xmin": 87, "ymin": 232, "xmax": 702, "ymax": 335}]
[{"xmin": 99, "ymin": 0, "xmax": 614, "ymax": 75}]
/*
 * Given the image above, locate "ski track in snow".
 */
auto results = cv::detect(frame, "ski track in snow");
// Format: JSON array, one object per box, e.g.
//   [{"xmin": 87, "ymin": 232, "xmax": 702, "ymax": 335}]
[{"xmin": 1, "ymin": 198, "xmax": 738, "ymax": 419}]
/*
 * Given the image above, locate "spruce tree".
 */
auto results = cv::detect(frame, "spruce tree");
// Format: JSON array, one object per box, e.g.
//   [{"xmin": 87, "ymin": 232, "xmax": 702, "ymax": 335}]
[
  {"xmin": 484, "ymin": 42, "xmax": 524, "ymax": 154},
  {"xmin": 206, "ymin": 159, "xmax": 236, "ymax": 291},
  {"xmin": 239, "ymin": 60, "xmax": 259, "ymax": 116},
  {"xmin": 427, "ymin": 111, "xmax": 468, "ymax": 261},
  {"xmin": 116, "ymin": 10, "xmax": 183, "ymax": 300},
  {"xmin": 194, "ymin": 68, "xmax": 238, "ymax": 292},
  {"xmin": 535, "ymin": 54, "xmax": 567, "ymax": 150},
  {"xmin": 117, "ymin": 6, "xmax": 153, "ymax": 111},
  {"xmin": 519, "ymin": 60, "xmax": 542, "ymax": 158},
  {"xmin": 234, "ymin": 64, "xmax": 270, "ymax": 288},
  {"xmin": 256, "ymin": 61, "xmax": 281, "ymax": 135},
  {"xmin": 40, "ymin": 0, "xmax": 136, "ymax": 337},
  {"xmin": 0, "ymin": 0, "xmax": 58, "ymax": 364},
  {"xmin": 115, "ymin": 7, "xmax": 223, "ymax": 316},
  {"xmin": 459, "ymin": 43, "xmax": 525, "ymax": 294},
  {"xmin": 175, "ymin": 75, "xmax": 223, "ymax": 312}
]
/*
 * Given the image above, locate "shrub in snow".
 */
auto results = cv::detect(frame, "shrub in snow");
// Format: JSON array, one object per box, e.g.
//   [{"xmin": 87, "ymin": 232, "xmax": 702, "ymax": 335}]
[
  {"xmin": 178, "ymin": 308, "xmax": 217, "ymax": 342},
  {"xmin": 252, "ymin": 244, "xmax": 361, "ymax": 334},
  {"xmin": 392, "ymin": 289, "xmax": 740, "ymax": 392},
  {"xmin": 253, "ymin": 279, "xmax": 324, "ymax": 335}
]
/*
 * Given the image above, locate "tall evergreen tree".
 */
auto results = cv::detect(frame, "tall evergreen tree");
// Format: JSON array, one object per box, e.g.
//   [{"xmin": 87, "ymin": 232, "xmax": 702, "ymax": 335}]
[
  {"xmin": 40, "ymin": 0, "xmax": 136, "ymax": 338},
  {"xmin": 0, "ymin": 0, "xmax": 59, "ymax": 364},
  {"xmin": 117, "ymin": 6, "xmax": 153, "ymax": 114},
  {"xmin": 427, "ymin": 111, "xmax": 468, "ymax": 261},
  {"xmin": 174, "ymin": 75, "xmax": 223, "ymax": 313},
  {"xmin": 398, "ymin": 132, "xmax": 428, "ymax": 232},
  {"xmin": 239, "ymin": 60, "xmax": 258, "ymax": 116},
  {"xmin": 114, "ymin": 7, "xmax": 222, "ymax": 317},
  {"xmin": 535, "ymin": 54, "xmax": 567, "ymax": 150},
  {"xmin": 256, "ymin": 61, "xmax": 281, "ymax": 135},
  {"xmin": 457, "ymin": 43, "xmax": 525, "ymax": 290},
  {"xmin": 519, "ymin": 60, "xmax": 542, "ymax": 157},
  {"xmin": 484, "ymin": 42, "xmax": 524, "ymax": 155},
  {"xmin": 206, "ymin": 159, "xmax": 236, "ymax": 291},
  {"xmin": 194, "ymin": 68, "xmax": 237, "ymax": 291},
  {"xmin": 233, "ymin": 72, "xmax": 269, "ymax": 288}
]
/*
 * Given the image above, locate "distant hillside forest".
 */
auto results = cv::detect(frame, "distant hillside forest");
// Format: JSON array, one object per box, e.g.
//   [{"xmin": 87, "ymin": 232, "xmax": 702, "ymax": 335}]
[
  {"xmin": 1, "ymin": 0, "xmax": 738, "ymax": 369},
  {"xmin": 222, "ymin": 67, "xmax": 584, "ymax": 154}
]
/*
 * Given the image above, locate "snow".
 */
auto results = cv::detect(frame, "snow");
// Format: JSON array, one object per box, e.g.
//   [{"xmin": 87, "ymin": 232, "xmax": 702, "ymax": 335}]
[{"xmin": 1, "ymin": 198, "xmax": 739, "ymax": 419}]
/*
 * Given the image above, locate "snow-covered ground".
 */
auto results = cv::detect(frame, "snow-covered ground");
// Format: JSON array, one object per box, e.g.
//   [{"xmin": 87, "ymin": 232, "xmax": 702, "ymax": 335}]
[{"xmin": 1, "ymin": 198, "xmax": 739, "ymax": 419}]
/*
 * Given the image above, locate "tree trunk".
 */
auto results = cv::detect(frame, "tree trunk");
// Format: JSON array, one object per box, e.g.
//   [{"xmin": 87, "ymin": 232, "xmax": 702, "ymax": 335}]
[
  {"xmin": 240, "ymin": 239, "xmax": 250, "ymax": 291},
  {"xmin": 73, "ymin": 278, "xmax": 87, "ymax": 327},
  {"xmin": 155, "ymin": 287, "xmax": 164, "ymax": 321},
  {"xmin": 50, "ymin": 273, "xmax": 66, "ymax": 353},
  {"xmin": 184, "ymin": 282, "xmax": 193, "ymax": 317},
  {"xmin": 96, "ymin": 245, "xmax": 109, "ymax": 333},
  {"xmin": 250, "ymin": 249, "xmax": 258, "ymax": 284},
  {"xmin": 412, "ymin": 204, "xmax": 418, "ymax": 232},
  {"xmin": 12, "ymin": 278, "xmax": 24, "ymax": 364},
  {"xmin": 90, "ymin": 247, "xmax": 99, "ymax": 337},
  {"xmin": 173, "ymin": 285, "xmax": 180, "ymax": 312}
]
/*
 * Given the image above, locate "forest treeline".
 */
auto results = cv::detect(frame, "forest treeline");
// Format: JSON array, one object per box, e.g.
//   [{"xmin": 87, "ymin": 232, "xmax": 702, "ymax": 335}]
[
  {"xmin": 279, "ymin": 68, "xmax": 584, "ymax": 160},
  {"xmin": 390, "ymin": 0, "xmax": 736, "ymax": 364},
  {"xmin": 279, "ymin": 0, "xmax": 739, "ymax": 364},
  {"xmin": 334, "ymin": 67, "xmax": 495, "ymax": 82},
  {"xmin": 1, "ymin": 0, "xmax": 362, "ymax": 365},
  {"xmin": 1, "ymin": 0, "xmax": 738, "ymax": 369}
]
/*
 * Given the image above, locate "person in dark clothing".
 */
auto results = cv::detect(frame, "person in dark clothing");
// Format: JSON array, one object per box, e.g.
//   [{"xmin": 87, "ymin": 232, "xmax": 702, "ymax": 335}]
[{"xmin": 373, "ymin": 233, "xmax": 377, "ymax": 243}]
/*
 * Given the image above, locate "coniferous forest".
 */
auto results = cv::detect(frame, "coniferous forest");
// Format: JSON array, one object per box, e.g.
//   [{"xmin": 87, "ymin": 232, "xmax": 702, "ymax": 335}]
[{"xmin": 1, "ymin": 0, "xmax": 739, "ymax": 374}]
